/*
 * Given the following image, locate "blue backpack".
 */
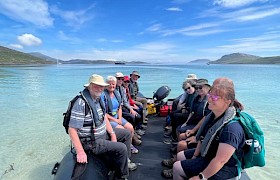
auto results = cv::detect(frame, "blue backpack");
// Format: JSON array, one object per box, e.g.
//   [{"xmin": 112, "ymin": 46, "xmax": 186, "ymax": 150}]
[{"xmin": 231, "ymin": 110, "xmax": 265, "ymax": 172}]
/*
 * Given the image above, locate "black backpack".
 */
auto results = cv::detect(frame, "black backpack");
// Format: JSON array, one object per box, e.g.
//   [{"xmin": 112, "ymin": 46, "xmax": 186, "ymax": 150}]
[{"xmin": 63, "ymin": 95, "xmax": 89, "ymax": 134}]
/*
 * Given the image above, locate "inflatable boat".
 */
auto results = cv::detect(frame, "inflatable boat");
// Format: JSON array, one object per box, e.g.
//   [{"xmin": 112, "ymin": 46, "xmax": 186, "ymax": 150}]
[{"xmin": 52, "ymin": 151, "xmax": 109, "ymax": 180}]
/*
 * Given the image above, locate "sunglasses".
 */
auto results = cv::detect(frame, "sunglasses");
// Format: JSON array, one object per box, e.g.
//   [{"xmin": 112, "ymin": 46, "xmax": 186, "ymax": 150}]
[
  {"xmin": 195, "ymin": 86, "xmax": 203, "ymax": 90},
  {"xmin": 184, "ymin": 86, "xmax": 191, "ymax": 91},
  {"xmin": 124, "ymin": 81, "xmax": 129, "ymax": 83},
  {"xmin": 207, "ymin": 94, "xmax": 221, "ymax": 101},
  {"xmin": 117, "ymin": 78, "xmax": 124, "ymax": 80}
]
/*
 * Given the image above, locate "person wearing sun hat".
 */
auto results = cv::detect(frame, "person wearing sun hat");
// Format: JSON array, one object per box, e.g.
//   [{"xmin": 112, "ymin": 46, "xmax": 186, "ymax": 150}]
[
  {"xmin": 68, "ymin": 74, "xmax": 135, "ymax": 178},
  {"xmin": 162, "ymin": 78, "xmax": 212, "ymax": 178},
  {"xmin": 114, "ymin": 72, "xmax": 142, "ymax": 148},
  {"xmin": 129, "ymin": 70, "xmax": 148, "ymax": 124}
]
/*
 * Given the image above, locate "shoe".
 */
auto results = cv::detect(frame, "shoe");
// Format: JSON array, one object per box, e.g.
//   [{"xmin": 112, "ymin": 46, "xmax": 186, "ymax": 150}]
[
  {"xmin": 128, "ymin": 158, "xmax": 137, "ymax": 171},
  {"xmin": 164, "ymin": 125, "xmax": 172, "ymax": 131},
  {"xmin": 163, "ymin": 138, "xmax": 172, "ymax": 145},
  {"xmin": 131, "ymin": 144, "xmax": 139, "ymax": 154},
  {"xmin": 141, "ymin": 124, "xmax": 147, "ymax": 129},
  {"xmin": 135, "ymin": 133, "xmax": 141, "ymax": 140},
  {"xmin": 143, "ymin": 119, "xmax": 148, "ymax": 124},
  {"xmin": 132, "ymin": 134, "xmax": 142, "ymax": 146},
  {"xmin": 162, "ymin": 169, "xmax": 173, "ymax": 178},
  {"xmin": 164, "ymin": 131, "xmax": 172, "ymax": 138},
  {"xmin": 170, "ymin": 146, "xmax": 177, "ymax": 154},
  {"xmin": 135, "ymin": 129, "xmax": 145, "ymax": 136},
  {"xmin": 162, "ymin": 158, "xmax": 174, "ymax": 168}
]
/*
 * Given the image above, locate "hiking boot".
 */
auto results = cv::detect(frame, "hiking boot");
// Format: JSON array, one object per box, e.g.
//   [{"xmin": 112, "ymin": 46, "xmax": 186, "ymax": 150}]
[
  {"xmin": 131, "ymin": 144, "xmax": 139, "ymax": 154},
  {"xmin": 128, "ymin": 158, "xmax": 137, "ymax": 171},
  {"xmin": 170, "ymin": 146, "xmax": 177, "ymax": 154},
  {"xmin": 164, "ymin": 125, "xmax": 172, "ymax": 131},
  {"xmin": 164, "ymin": 131, "xmax": 172, "ymax": 138},
  {"xmin": 163, "ymin": 137, "xmax": 177, "ymax": 145},
  {"xmin": 135, "ymin": 129, "xmax": 145, "ymax": 136},
  {"xmin": 162, "ymin": 138, "xmax": 172, "ymax": 145},
  {"xmin": 135, "ymin": 133, "xmax": 141, "ymax": 140},
  {"xmin": 132, "ymin": 134, "xmax": 142, "ymax": 146},
  {"xmin": 162, "ymin": 158, "xmax": 174, "ymax": 168},
  {"xmin": 162, "ymin": 169, "xmax": 173, "ymax": 178},
  {"xmin": 141, "ymin": 124, "xmax": 147, "ymax": 129}
]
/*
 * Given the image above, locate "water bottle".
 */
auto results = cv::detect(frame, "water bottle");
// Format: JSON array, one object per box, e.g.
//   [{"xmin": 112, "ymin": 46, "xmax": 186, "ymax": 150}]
[
  {"xmin": 245, "ymin": 139, "xmax": 262, "ymax": 154},
  {"xmin": 253, "ymin": 140, "xmax": 262, "ymax": 154}
]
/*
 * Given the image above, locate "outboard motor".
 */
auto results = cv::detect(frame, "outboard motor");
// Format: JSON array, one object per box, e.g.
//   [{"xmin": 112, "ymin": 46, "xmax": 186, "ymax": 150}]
[
  {"xmin": 153, "ymin": 86, "xmax": 171, "ymax": 101},
  {"xmin": 153, "ymin": 86, "xmax": 171, "ymax": 114}
]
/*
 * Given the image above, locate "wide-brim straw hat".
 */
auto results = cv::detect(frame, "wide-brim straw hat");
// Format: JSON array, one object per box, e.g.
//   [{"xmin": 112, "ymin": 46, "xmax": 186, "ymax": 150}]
[{"xmin": 84, "ymin": 74, "xmax": 109, "ymax": 87}]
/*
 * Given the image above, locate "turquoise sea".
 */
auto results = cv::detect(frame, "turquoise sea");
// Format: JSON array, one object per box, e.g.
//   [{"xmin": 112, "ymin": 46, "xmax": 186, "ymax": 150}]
[{"xmin": 0, "ymin": 64, "xmax": 279, "ymax": 180}]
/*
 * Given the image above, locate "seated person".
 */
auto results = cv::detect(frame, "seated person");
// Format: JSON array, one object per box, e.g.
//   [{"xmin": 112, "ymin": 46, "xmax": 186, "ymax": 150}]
[
  {"xmin": 173, "ymin": 78, "xmax": 246, "ymax": 180},
  {"xmin": 115, "ymin": 72, "xmax": 142, "ymax": 146},
  {"xmin": 68, "ymin": 74, "xmax": 136, "ymax": 180},
  {"xmin": 129, "ymin": 70, "xmax": 148, "ymax": 124},
  {"xmin": 123, "ymin": 75, "xmax": 145, "ymax": 136},
  {"xmin": 162, "ymin": 79, "xmax": 211, "ymax": 177},
  {"xmin": 101, "ymin": 76, "xmax": 139, "ymax": 154},
  {"xmin": 163, "ymin": 79, "xmax": 197, "ymax": 142}
]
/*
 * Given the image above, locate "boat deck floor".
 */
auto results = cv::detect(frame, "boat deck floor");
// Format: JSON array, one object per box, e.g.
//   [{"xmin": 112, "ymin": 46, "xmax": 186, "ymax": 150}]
[{"xmin": 129, "ymin": 115, "xmax": 171, "ymax": 180}]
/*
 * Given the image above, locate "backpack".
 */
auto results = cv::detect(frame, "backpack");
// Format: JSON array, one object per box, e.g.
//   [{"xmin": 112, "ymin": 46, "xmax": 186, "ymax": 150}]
[
  {"xmin": 231, "ymin": 110, "xmax": 265, "ymax": 172},
  {"xmin": 63, "ymin": 95, "xmax": 89, "ymax": 134}
]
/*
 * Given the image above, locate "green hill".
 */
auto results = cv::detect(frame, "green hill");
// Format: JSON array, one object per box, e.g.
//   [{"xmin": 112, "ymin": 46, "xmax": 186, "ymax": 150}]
[
  {"xmin": 210, "ymin": 53, "xmax": 280, "ymax": 64},
  {"xmin": 0, "ymin": 46, "xmax": 54, "ymax": 65}
]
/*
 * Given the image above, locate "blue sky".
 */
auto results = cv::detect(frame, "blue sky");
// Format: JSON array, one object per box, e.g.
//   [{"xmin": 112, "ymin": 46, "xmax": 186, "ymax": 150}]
[{"xmin": 0, "ymin": 0, "xmax": 280, "ymax": 63}]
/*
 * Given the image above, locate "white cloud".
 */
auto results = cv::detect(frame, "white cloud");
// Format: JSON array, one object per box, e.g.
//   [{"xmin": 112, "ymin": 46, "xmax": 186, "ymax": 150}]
[
  {"xmin": 200, "ymin": 31, "xmax": 280, "ymax": 55},
  {"xmin": 220, "ymin": 6, "xmax": 280, "ymax": 22},
  {"xmin": 213, "ymin": 0, "xmax": 269, "ymax": 8},
  {"xmin": 161, "ymin": 23, "xmax": 221, "ymax": 36},
  {"xmin": 145, "ymin": 24, "xmax": 163, "ymax": 32},
  {"xmin": 9, "ymin": 44, "xmax": 23, "ymax": 49},
  {"xmin": 50, "ymin": 3, "xmax": 95, "ymax": 29},
  {"xmin": 166, "ymin": 7, "xmax": 183, "ymax": 12},
  {"xmin": 0, "ymin": 0, "xmax": 53, "ymax": 27},
  {"xmin": 135, "ymin": 42, "xmax": 175, "ymax": 51},
  {"xmin": 17, "ymin": 34, "xmax": 42, "ymax": 46}
]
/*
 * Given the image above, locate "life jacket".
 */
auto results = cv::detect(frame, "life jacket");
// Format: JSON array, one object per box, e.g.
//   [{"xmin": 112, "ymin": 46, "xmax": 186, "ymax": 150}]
[
  {"xmin": 80, "ymin": 88, "xmax": 106, "ymax": 127},
  {"xmin": 116, "ymin": 86, "xmax": 130, "ymax": 110},
  {"xmin": 129, "ymin": 79, "xmax": 139, "ymax": 100},
  {"xmin": 197, "ymin": 106, "xmax": 236, "ymax": 157},
  {"xmin": 188, "ymin": 94, "xmax": 208, "ymax": 124},
  {"xmin": 103, "ymin": 89, "xmax": 122, "ymax": 116},
  {"xmin": 63, "ymin": 88, "xmax": 106, "ymax": 134}
]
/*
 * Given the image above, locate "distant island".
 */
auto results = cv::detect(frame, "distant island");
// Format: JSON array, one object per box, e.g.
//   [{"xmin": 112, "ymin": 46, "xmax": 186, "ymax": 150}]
[{"xmin": 1, "ymin": 45, "xmax": 280, "ymax": 65}]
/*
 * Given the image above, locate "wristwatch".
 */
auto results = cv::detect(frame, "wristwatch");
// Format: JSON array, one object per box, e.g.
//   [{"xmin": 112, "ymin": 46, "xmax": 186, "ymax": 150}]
[
  {"xmin": 199, "ymin": 173, "xmax": 207, "ymax": 180},
  {"xmin": 110, "ymin": 131, "xmax": 115, "ymax": 134}
]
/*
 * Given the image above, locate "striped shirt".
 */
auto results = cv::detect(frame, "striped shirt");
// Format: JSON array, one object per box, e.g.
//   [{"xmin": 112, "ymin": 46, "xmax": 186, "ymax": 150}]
[{"xmin": 69, "ymin": 97, "xmax": 106, "ymax": 140}]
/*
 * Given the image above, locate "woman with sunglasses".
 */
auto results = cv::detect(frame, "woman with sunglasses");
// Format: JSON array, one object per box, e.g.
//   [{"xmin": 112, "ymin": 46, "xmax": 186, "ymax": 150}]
[
  {"xmin": 173, "ymin": 78, "xmax": 246, "ymax": 180},
  {"xmin": 162, "ymin": 79, "xmax": 211, "ymax": 178},
  {"xmin": 163, "ymin": 80, "xmax": 197, "ymax": 144}
]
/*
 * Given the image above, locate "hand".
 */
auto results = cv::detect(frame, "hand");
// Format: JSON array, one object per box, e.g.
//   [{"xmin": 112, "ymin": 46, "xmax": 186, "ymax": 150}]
[
  {"xmin": 186, "ymin": 136, "xmax": 196, "ymax": 144},
  {"xmin": 189, "ymin": 176, "xmax": 200, "ymax": 180},
  {"xmin": 130, "ymin": 109, "xmax": 137, "ymax": 116},
  {"xmin": 76, "ymin": 151, "xmax": 88, "ymax": 163},
  {"xmin": 111, "ymin": 134, "xmax": 117, "ymax": 142},
  {"xmin": 186, "ymin": 129, "xmax": 194, "ymax": 137}
]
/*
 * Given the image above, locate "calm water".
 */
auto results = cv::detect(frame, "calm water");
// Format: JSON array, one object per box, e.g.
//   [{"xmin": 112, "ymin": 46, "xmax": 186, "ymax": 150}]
[{"xmin": 0, "ymin": 64, "xmax": 279, "ymax": 180}]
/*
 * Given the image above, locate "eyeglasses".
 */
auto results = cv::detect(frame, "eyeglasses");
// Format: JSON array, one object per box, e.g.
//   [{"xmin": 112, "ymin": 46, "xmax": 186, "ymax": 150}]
[
  {"xmin": 184, "ymin": 86, "xmax": 191, "ymax": 91},
  {"xmin": 207, "ymin": 94, "xmax": 221, "ymax": 101},
  {"xmin": 117, "ymin": 78, "xmax": 124, "ymax": 81},
  {"xmin": 195, "ymin": 86, "xmax": 203, "ymax": 90}
]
